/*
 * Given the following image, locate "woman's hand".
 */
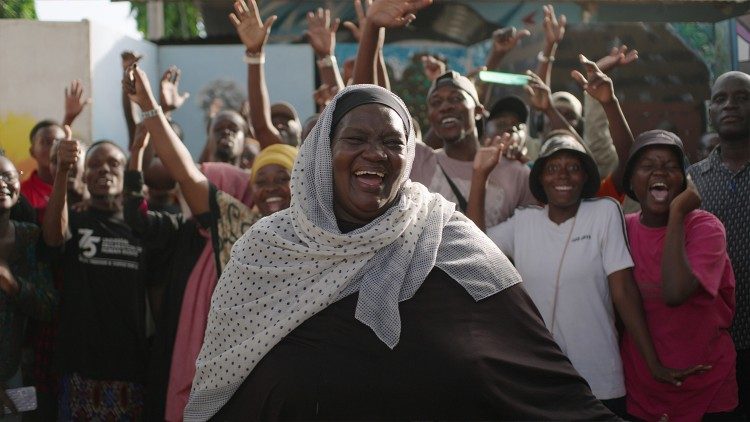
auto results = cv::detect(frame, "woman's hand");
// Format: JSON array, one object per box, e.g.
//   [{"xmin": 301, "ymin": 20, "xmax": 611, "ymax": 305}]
[
  {"xmin": 524, "ymin": 70, "xmax": 551, "ymax": 111},
  {"xmin": 571, "ymin": 54, "xmax": 615, "ymax": 105},
  {"xmin": 229, "ymin": 0, "xmax": 277, "ymax": 54},
  {"xmin": 473, "ymin": 134, "xmax": 508, "ymax": 177},
  {"xmin": 160, "ymin": 66, "xmax": 190, "ymax": 112},
  {"xmin": 650, "ymin": 362, "xmax": 711, "ymax": 387},
  {"xmin": 596, "ymin": 45, "xmax": 638, "ymax": 74},
  {"xmin": 365, "ymin": 0, "xmax": 432, "ymax": 29},
  {"xmin": 542, "ymin": 4, "xmax": 566, "ymax": 46},
  {"xmin": 306, "ymin": 8, "xmax": 340, "ymax": 57},
  {"xmin": 123, "ymin": 64, "xmax": 158, "ymax": 111},
  {"xmin": 670, "ymin": 178, "xmax": 701, "ymax": 217}
]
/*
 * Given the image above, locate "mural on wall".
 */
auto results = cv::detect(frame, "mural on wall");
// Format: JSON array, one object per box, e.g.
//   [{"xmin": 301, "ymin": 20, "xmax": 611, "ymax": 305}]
[
  {"xmin": 335, "ymin": 42, "xmax": 476, "ymax": 131},
  {"xmin": 671, "ymin": 21, "xmax": 733, "ymax": 80}
]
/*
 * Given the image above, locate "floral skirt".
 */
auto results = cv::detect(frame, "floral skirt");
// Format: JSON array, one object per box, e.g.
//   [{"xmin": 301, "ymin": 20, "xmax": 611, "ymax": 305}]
[{"xmin": 58, "ymin": 373, "xmax": 143, "ymax": 421}]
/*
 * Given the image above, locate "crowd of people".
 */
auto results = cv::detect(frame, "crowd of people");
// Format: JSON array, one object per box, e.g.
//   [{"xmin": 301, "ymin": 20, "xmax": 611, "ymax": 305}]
[{"xmin": 1, "ymin": 0, "xmax": 748, "ymax": 420}]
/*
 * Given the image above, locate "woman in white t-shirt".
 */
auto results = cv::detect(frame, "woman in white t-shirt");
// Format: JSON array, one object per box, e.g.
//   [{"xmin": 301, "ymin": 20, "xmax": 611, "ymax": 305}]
[{"xmin": 467, "ymin": 130, "xmax": 693, "ymax": 417}]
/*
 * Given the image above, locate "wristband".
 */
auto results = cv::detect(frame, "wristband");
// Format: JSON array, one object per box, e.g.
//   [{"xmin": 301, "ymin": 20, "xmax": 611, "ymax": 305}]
[
  {"xmin": 537, "ymin": 51, "xmax": 555, "ymax": 63},
  {"xmin": 316, "ymin": 55, "xmax": 337, "ymax": 68},
  {"xmin": 141, "ymin": 106, "xmax": 163, "ymax": 120},
  {"xmin": 244, "ymin": 51, "xmax": 266, "ymax": 65}
]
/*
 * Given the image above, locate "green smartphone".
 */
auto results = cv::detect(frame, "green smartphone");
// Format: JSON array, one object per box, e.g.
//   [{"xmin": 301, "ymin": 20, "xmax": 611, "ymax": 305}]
[{"xmin": 478, "ymin": 70, "xmax": 530, "ymax": 86}]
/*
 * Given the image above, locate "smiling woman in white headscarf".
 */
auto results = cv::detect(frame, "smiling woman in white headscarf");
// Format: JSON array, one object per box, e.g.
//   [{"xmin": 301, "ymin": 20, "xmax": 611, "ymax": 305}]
[{"xmin": 183, "ymin": 85, "xmax": 615, "ymax": 421}]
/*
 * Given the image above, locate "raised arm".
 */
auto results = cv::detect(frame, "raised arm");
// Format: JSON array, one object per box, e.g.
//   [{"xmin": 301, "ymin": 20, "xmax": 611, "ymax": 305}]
[
  {"xmin": 353, "ymin": 0, "xmax": 432, "ymax": 85},
  {"xmin": 479, "ymin": 27, "xmax": 530, "ymax": 105},
  {"xmin": 230, "ymin": 0, "xmax": 282, "ymax": 149},
  {"xmin": 572, "ymin": 54, "xmax": 634, "ymax": 191},
  {"xmin": 466, "ymin": 134, "xmax": 508, "ymax": 231},
  {"xmin": 159, "ymin": 65, "xmax": 191, "ymax": 119},
  {"xmin": 62, "ymin": 80, "xmax": 91, "ymax": 128},
  {"xmin": 43, "ymin": 126, "xmax": 79, "ymax": 246},
  {"xmin": 534, "ymin": 4, "xmax": 566, "ymax": 87},
  {"xmin": 121, "ymin": 51, "xmax": 143, "ymax": 145},
  {"xmin": 525, "ymin": 70, "xmax": 577, "ymax": 135},
  {"xmin": 662, "ymin": 182, "xmax": 702, "ymax": 306},
  {"xmin": 306, "ymin": 8, "xmax": 345, "ymax": 91},
  {"xmin": 124, "ymin": 64, "xmax": 210, "ymax": 216}
]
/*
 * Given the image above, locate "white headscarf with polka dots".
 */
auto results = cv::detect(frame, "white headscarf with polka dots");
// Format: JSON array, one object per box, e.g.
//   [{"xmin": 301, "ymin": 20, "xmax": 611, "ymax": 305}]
[{"xmin": 184, "ymin": 85, "xmax": 521, "ymax": 421}]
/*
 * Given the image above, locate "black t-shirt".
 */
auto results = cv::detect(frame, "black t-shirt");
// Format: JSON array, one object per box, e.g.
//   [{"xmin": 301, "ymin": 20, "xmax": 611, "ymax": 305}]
[{"xmin": 56, "ymin": 208, "xmax": 149, "ymax": 383}]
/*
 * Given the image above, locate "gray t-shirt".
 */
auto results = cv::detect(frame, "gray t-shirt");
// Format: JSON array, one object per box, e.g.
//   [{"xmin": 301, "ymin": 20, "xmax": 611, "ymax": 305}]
[{"xmin": 410, "ymin": 142, "xmax": 536, "ymax": 227}]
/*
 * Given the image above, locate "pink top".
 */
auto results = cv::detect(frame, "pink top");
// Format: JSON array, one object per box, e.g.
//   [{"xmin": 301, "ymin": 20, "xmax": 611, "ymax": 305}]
[{"xmin": 622, "ymin": 210, "xmax": 737, "ymax": 421}]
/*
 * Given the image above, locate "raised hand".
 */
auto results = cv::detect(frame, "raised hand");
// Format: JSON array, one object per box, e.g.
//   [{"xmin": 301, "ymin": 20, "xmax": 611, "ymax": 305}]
[
  {"xmin": 491, "ymin": 27, "xmax": 531, "ymax": 55},
  {"xmin": 64, "ymin": 80, "xmax": 92, "ymax": 124},
  {"xmin": 160, "ymin": 66, "xmax": 190, "ymax": 112},
  {"xmin": 229, "ymin": 0, "xmax": 277, "ymax": 54},
  {"xmin": 596, "ymin": 45, "xmax": 638, "ymax": 74},
  {"xmin": 421, "ymin": 55, "xmax": 446, "ymax": 82},
  {"xmin": 542, "ymin": 4, "xmax": 566, "ymax": 46},
  {"xmin": 474, "ymin": 133, "xmax": 508, "ymax": 176},
  {"xmin": 500, "ymin": 125, "xmax": 528, "ymax": 162},
  {"xmin": 306, "ymin": 8, "xmax": 340, "ymax": 57},
  {"xmin": 120, "ymin": 50, "xmax": 143, "ymax": 70},
  {"xmin": 571, "ymin": 54, "xmax": 615, "ymax": 104},
  {"xmin": 524, "ymin": 70, "xmax": 551, "ymax": 111},
  {"xmin": 365, "ymin": 0, "xmax": 433, "ymax": 29},
  {"xmin": 123, "ymin": 64, "xmax": 158, "ymax": 111},
  {"xmin": 313, "ymin": 84, "xmax": 338, "ymax": 108},
  {"xmin": 56, "ymin": 125, "xmax": 81, "ymax": 174},
  {"xmin": 343, "ymin": 0, "xmax": 372, "ymax": 41}
]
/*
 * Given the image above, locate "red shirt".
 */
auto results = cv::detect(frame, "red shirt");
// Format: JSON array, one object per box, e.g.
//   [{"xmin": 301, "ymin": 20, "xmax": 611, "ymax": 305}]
[
  {"xmin": 20, "ymin": 170, "xmax": 52, "ymax": 224},
  {"xmin": 622, "ymin": 210, "xmax": 737, "ymax": 420}
]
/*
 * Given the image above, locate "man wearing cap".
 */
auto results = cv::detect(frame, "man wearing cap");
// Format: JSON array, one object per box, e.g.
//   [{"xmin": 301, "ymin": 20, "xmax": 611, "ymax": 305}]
[
  {"xmin": 688, "ymin": 70, "xmax": 750, "ymax": 414},
  {"xmin": 483, "ymin": 96, "xmax": 541, "ymax": 162},
  {"xmin": 270, "ymin": 102, "xmax": 302, "ymax": 147},
  {"xmin": 551, "ymin": 91, "xmax": 619, "ymax": 180},
  {"xmin": 410, "ymin": 71, "xmax": 536, "ymax": 227}
]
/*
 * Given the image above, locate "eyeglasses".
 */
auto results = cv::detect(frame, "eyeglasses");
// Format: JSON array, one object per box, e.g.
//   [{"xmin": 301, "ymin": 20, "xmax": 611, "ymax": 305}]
[{"xmin": 0, "ymin": 171, "xmax": 22, "ymax": 184}]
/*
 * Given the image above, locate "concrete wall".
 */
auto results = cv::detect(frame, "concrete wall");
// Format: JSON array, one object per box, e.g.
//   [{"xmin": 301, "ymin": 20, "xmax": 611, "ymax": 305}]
[
  {"xmin": 159, "ymin": 44, "xmax": 315, "ymax": 159},
  {"xmin": 89, "ymin": 21, "xmax": 158, "ymax": 145},
  {"xmin": 0, "ymin": 19, "xmax": 156, "ymax": 179},
  {"xmin": 0, "ymin": 20, "xmax": 91, "ymax": 177}
]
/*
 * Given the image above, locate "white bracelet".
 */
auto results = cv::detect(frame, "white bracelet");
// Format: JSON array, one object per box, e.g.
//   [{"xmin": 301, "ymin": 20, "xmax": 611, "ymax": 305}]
[
  {"xmin": 316, "ymin": 55, "xmax": 337, "ymax": 68},
  {"xmin": 537, "ymin": 51, "xmax": 555, "ymax": 63},
  {"xmin": 141, "ymin": 106, "xmax": 163, "ymax": 120},
  {"xmin": 243, "ymin": 51, "xmax": 266, "ymax": 65}
]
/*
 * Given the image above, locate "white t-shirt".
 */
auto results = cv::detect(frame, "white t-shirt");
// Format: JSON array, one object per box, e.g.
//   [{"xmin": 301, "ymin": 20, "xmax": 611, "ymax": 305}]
[{"xmin": 487, "ymin": 198, "xmax": 634, "ymax": 400}]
